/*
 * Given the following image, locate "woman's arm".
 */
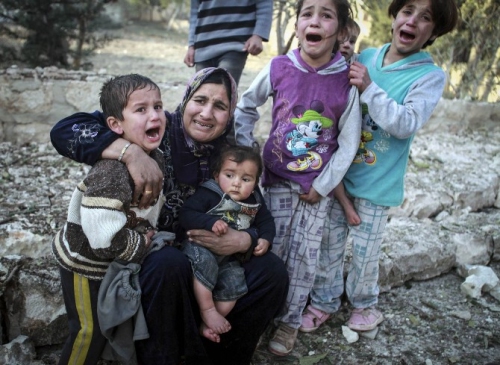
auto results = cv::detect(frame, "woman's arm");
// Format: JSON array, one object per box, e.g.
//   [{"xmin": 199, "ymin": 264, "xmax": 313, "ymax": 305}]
[
  {"xmin": 50, "ymin": 111, "xmax": 116, "ymax": 165},
  {"xmin": 50, "ymin": 111, "xmax": 164, "ymax": 207}
]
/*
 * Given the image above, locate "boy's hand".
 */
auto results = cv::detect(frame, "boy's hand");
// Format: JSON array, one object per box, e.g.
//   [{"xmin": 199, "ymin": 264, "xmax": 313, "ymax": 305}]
[
  {"xmin": 253, "ymin": 239, "xmax": 270, "ymax": 256},
  {"xmin": 212, "ymin": 220, "xmax": 229, "ymax": 236},
  {"xmin": 348, "ymin": 61, "xmax": 372, "ymax": 93}
]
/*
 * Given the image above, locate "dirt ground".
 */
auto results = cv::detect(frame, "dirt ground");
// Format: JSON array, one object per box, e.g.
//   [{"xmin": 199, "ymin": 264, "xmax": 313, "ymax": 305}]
[{"xmin": 3, "ymin": 21, "xmax": 500, "ymax": 365}]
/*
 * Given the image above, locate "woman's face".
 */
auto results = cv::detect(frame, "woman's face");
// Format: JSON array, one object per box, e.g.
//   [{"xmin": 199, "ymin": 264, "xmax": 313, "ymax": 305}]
[{"xmin": 183, "ymin": 82, "xmax": 230, "ymax": 143}]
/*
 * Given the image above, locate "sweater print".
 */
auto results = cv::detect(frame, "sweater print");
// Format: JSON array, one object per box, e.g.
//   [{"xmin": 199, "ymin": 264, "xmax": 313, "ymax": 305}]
[{"xmin": 261, "ymin": 49, "xmax": 350, "ymax": 193}]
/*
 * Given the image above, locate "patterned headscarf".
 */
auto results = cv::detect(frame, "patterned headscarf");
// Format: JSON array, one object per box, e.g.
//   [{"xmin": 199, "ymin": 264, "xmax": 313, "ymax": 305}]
[{"xmin": 178, "ymin": 67, "xmax": 238, "ymax": 148}]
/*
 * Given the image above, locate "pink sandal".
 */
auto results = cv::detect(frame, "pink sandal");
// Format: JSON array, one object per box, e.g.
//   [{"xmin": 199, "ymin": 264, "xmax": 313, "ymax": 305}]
[
  {"xmin": 299, "ymin": 305, "xmax": 331, "ymax": 333},
  {"xmin": 347, "ymin": 307, "xmax": 384, "ymax": 331}
]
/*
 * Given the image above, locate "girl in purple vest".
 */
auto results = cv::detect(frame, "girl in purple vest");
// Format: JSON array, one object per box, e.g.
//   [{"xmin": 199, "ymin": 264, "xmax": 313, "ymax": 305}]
[{"xmin": 234, "ymin": 0, "xmax": 361, "ymax": 356}]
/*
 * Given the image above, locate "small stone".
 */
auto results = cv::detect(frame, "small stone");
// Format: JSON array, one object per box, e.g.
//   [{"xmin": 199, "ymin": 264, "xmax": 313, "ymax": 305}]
[
  {"xmin": 358, "ymin": 327, "xmax": 379, "ymax": 340},
  {"xmin": 341, "ymin": 326, "xmax": 359, "ymax": 343},
  {"xmin": 450, "ymin": 310, "xmax": 472, "ymax": 320}
]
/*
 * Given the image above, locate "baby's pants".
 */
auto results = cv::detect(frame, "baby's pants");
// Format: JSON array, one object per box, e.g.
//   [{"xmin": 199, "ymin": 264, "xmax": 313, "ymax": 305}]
[
  {"xmin": 310, "ymin": 197, "xmax": 389, "ymax": 313},
  {"xmin": 265, "ymin": 182, "xmax": 331, "ymax": 329}
]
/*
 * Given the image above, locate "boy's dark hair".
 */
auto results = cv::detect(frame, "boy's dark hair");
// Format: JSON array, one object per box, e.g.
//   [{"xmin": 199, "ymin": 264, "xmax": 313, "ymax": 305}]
[
  {"xmin": 100, "ymin": 74, "xmax": 160, "ymax": 120},
  {"xmin": 388, "ymin": 0, "xmax": 459, "ymax": 48},
  {"xmin": 212, "ymin": 145, "xmax": 263, "ymax": 184},
  {"xmin": 295, "ymin": 0, "xmax": 353, "ymax": 53}
]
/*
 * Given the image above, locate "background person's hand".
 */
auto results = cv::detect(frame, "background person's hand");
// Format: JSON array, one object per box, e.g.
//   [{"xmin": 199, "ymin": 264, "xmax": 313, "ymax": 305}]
[
  {"xmin": 184, "ymin": 46, "xmax": 195, "ymax": 67},
  {"xmin": 187, "ymin": 228, "xmax": 251, "ymax": 256},
  {"xmin": 243, "ymin": 35, "xmax": 264, "ymax": 56}
]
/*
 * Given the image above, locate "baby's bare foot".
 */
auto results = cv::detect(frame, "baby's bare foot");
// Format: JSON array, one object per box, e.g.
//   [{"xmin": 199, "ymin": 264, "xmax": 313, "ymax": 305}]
[
  {"xmin": 200, "ymin": 322, "xmax": 220, "ymax": 343},
  {"xmin": 201, "ymin": 307, "xmax": 231, "ymax": 334}
]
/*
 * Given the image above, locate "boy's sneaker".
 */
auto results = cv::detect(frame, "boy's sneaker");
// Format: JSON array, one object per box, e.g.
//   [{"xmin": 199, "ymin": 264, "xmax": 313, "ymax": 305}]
[
  {"xmin": 347, "ymin": 307, "xmax": 384, "ymax": 331},
  {"xmin": 268, "ymin": 324, "xmax": 298, "ymax": 356}
]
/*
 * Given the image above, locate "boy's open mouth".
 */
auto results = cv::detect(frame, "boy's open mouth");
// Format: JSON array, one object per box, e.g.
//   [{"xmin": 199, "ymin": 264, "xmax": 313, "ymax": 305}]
[
  {"xmin": 146, "ymin": 127, "xmax": 160, "ymax": 138},
  {"xmin": 400, "ymin": 30, "xmax": 415, "ymax": 41}
]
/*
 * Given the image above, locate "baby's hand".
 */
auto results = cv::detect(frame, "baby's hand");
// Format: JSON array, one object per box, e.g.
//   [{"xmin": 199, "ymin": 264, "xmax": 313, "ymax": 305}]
[
  {"xmin": 253, "ymin": 239, "xmax": 270, "ymax": 256},
  {"xmin": 212, "ymin": 220, "xmax": 229, "ymax": 236}
]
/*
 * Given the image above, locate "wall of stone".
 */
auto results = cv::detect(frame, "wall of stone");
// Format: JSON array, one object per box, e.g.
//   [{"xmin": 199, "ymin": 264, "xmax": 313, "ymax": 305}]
[{"xmin": 1, "ymin": 66, "xmax": 499, "ymax": 146}]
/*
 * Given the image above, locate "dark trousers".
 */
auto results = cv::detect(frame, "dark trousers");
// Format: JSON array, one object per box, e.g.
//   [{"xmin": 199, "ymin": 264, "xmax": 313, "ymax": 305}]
[
  {"xmin": 59, "ymin": 267, "xmax": 107, "ymax": 365},
  {"xmin": 136, "ymin": 246, "xmax": 289, "ymax": 365}
]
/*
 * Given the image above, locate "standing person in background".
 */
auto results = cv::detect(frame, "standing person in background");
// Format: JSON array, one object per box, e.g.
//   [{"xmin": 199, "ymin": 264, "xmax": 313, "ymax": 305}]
[
  {"xmin": 307, "ymin": 0, "xmax": 459, "ymax": 335},
  {"xmin": 235, "ymin": 0, "xmax": 361, "ymax": 355},
  {"xmin": 183, "ymin": 0, "xmax": 273, "ymax": 87}
]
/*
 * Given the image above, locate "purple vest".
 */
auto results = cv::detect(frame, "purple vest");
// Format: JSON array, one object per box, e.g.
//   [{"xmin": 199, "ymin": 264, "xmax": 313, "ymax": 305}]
[{"xmin": 261, "ymin": 49, "xmax": 351, "ymax": 193}]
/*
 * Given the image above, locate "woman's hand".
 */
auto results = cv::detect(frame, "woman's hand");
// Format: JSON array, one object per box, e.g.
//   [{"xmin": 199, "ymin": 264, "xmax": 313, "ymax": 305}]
[
  {"xmin": 299, "ymin": 186, "xmax": 322, "ymax": 204},
  {"xmin": 349, "ymin": 61, "xmax": 372, "ymax": 93},
  {"xmin": 187, "ymin": 228, "xmax": 251, "ymax": 256},
  {"xmin": 122, "ymin": 144, "xmax": 163, "ymax": 208}
]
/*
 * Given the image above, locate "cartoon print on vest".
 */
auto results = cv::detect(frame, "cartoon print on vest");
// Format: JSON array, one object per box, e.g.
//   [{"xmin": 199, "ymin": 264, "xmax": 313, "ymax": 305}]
[
  {"xmin": 353, "ymin": 104, "xmax": 377, "ymax": 165},
  {"xmin": 286, "ymin": 101, "xmax": 334, "ymax": 172}
]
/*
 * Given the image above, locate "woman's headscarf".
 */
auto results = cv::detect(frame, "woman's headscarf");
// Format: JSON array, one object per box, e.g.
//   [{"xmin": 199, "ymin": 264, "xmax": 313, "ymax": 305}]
[
  {"xmin": 166, "ymin": 67, "xmax": 238, "ymax": 189},
  {"xmin": 159, "ymin": 67, "xmax": 238, "ymax": 234},
  {"xmin": 179, "ymin": 67, "xmax": 238, "ymax": 145}
]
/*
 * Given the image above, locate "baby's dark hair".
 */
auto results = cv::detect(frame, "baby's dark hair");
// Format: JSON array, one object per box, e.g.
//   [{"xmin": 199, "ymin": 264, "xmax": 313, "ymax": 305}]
[
  {"xmin": 100, "ymin": 74, "xmax": 160, "ymax": 120},
  {"xmin": 388, "ymin": 0, "xmax": 459, "ymax": 48},
  {"xmin": 346, "ymin": 17, "xmax": 361, "ymax": 37},
  {"xmin": 212, "ymin": 145, "xmax": 263, "ymax": 183},
  {"xmin": 295, "ymin": 0, "xmax": 353, "ymax": 53}
]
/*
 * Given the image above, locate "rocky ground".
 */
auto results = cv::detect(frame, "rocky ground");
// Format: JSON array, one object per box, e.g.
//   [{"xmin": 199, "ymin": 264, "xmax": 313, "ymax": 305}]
[{"xmin": 1, "ymin": 21, "xmax": 499, "ymax": 365}]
